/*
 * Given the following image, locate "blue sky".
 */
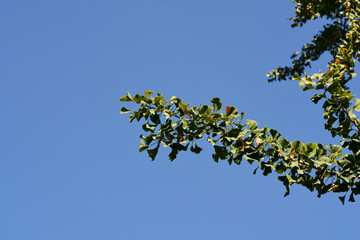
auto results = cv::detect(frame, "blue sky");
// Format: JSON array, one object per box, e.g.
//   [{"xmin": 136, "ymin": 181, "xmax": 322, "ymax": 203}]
[{"xmin": 1, "ymin": 0, "xmax": 360, "ymax": 239}]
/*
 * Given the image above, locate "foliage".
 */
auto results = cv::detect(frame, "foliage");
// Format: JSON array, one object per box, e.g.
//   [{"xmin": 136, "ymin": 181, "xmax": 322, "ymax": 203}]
[
  {"xmin": 268, "ymin": 0, "xmax": 357, "ymax": 87},
  {"xmin": 121, "ymin": 0, "xmax": 360, "ymax": 204}
]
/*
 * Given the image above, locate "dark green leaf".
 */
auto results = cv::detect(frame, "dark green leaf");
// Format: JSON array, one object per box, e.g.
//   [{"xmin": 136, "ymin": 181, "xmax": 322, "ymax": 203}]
[
  {"xmin": 212, "ymin": 153, "xmax": 219, "ymax": 163},
  {"xmin": 227, "ymin": 106, "xmax": 239, "ymax": 118},
  {"xmin": 210, "ymin": 98, "xmax": 222, "ymax": 111},
  {"xmin": 349, "ymin": 193, "xmax": 355, "ymax": 202},
  {"xmin": 142, "ymin": 123, "xmax": 157, "ymax": 132},
  {"xmin": 133, "ymin": 94, "xmax": 144, "ymax": 103},
  {"xmin": 150, "ymin": 114, "xmax": 161, "ymax": 124},
  {"xmin": 120, "ymin": 107, "xmax": 132, "ymax": 114},
  {"xmin": 190, "ymin": 143, "xmax": 202, "ymax": 154},
  {"xmin": 339, "ymin": 195, "xmax": 345, "ymax": 205},
  {"xmin": 263, "ymin": 167, "xmax": 272, "ymax": 176},
  {"xmin": 147, "ymin": 148, "xmax": 159, "ymax": 160},
  {"xmin": 199, "ymin": 105, "xmax": 214, "ymax": 116},
  {"xmin": 214, "ymin": 145, "xmax": 230, "ymax": 159}
]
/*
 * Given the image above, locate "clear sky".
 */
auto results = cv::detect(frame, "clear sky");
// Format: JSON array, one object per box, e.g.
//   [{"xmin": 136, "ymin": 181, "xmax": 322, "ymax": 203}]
[{"xmin": 1, "ymin": 0, "xmax": 360, "ymax": 239}]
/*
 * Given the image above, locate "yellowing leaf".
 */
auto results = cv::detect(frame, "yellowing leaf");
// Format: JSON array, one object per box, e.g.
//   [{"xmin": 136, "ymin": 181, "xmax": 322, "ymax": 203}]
[{"xmin": 226, "ymin": 106, "xmax": 231, "ymax": 115}]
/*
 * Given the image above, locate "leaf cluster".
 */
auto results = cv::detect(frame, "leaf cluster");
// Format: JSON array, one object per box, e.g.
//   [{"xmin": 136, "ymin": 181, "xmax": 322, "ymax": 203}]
[
  {"xmin": 121, "ymin": 0, "xmax": 360, "ymax": 204},
  {"xmin": 267, "ymin": 0, "xmax": 360, "ymax": 86}
]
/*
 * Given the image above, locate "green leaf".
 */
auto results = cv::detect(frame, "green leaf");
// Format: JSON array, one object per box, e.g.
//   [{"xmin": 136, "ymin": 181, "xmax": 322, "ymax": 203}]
[
  {"xmin": 354, "ymin": 98, "xmax": 360, "ymax": 112},
  {"xmin": 133, "ymin": 94, "xmax": 144, "ymax": 103},
  {"xmin": 233, "ymin": 152, "xmax": 243, "ymax": 165},
  {"xmin": 139, "ymin": 140, "xmax": 148, "ymax": 152},
  {"xmin": 181, "ymin": 117, "xmax": 189, "ymax": 129},
  {"xmin": 143, "ymin": 134, "xmax": 154, "ymax": 145},
  {"xmin": 169, "ymin": 148, "xmax": 178, "ymax": 161},
  {"xmin": 326, "ymin": 145, "xmax": 342, "ymax": 160},
  {"xmin": 129, "ymin": 113, "xmax": 136, "ymax": 123},
  {"xmin": 270, "ymin": 129, "xmax": 281, "ymax": 138},
  {"xmin": 214, "ymin": 145, "xmax": 230, "ymax": 159},
  {"xmin": 338, "ymin": 195, "xmax": 345, "ymax": 205},
  {"xmin": 299, "ymin": 77, "xmax": 316, "ymax": 88},
  {"xmin": 349, "ymin": 193, "xmax": 355, "ymax": 202},
  {"xmin": 247, "ymin": 120, "xmax": 258, "ymax": 131},
  {"xmin": 304, "ymin": 142, "xmax": 317, "ymax": 156},
  {"xmin": 120, "ymin": 107, "xmax": 132, "ymax": 114},
  {"xmin": 190, "ymin": 143, "xmax": 202, "ymax": 154},
  {"xmin": 349, "ymin": 72, "xmax": 357, "ymax": 79},
  {"xmin": 168, "ymin": 96, "xmax": 178, "ymax": 103},
  {"xmin": 150, "ymin": 114, "xmax": 161, "ymax": 124},
  {"xmin": 147, "ymin": 148, "xmax": 159, "ymax": 160},
  {"xmin": 311, "ymin": 94, "xmax": 324, "ymax": 104},
  {"xmin": 144, "ymin": 90, "xmax": 155, "ymax": 97},
  {"xmin": 316, "ymin": 156, "xmax": 331, "ymax": 166},
  {"xmin": 303, "ymin": 84, "xmax": 314, "ymax": 91},
  {"xmin": 210, "ymin": 98, "xmax": 222, "ymax": 111},
  {"xmin": 263, "ymin": 166, "xmax": 272, "ymax": 176},
  {"xmin": 290, "ymin": 141, "xmax": 304, "ymax": 153},
  {"xmin": 275, "ymin": 163, "xmax": 287, "ymax": 174},
  {"xmin": 199, "ymin": 105, "xmax": 214, "ymax": 116},
  {"xmin": 142, "ymin": 123, "xmax": 157, "ymax": 132},
  {"xmin": 154, "ymin": 94, "xmax": 164, "ymax": 104},
  {"xmin": 341, "ymin": 174, "xmax": 354, "ymax": 183},
  {"xmin": 163, "ymin": 111, "xmax": 171, "ymax": 119},
  {"xmin": 168, "ymin": 143, "xmax": 188, "ymax": 161},
  {"xmin": 207, "ymin": 137, "xmax": 216, "ymax": 146},
  {"xmin": 292, "ymin": 72, "xmax": 300, "ymax": 80},
  {"xmin": 277, "ymin": 138, "xmax": 290, "ymax": 148},
  {"xmin": 120, "ymin": 92, "xmax": 133, "ymax": 102},
  {"xmin": 212, "ymin": 153, "xmax": 219, "ymax": 163},
  {"xmin": 245, "ymin": 152, "xmax": 261, "ymax": 163}
]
